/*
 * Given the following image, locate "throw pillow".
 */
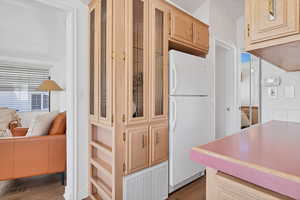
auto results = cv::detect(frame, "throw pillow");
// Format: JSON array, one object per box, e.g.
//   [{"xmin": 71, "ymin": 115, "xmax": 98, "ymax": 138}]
[
  {"xmin": 26, "ymin": 111, "xmax": 59, "ymax": 137},
  {"xmin": 0, "ymin": 129, "xmax": 12, "ymax": 138},
  {"xmin": 49, "ymin": 112, "xmax": 66, "ymax": 135}
]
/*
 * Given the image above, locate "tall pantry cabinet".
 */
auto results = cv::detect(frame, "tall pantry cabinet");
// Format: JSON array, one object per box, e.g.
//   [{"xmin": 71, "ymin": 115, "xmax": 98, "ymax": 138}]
[{"xmin": 88, "ymin": 0, "xmax": 169, "ymax": 199}]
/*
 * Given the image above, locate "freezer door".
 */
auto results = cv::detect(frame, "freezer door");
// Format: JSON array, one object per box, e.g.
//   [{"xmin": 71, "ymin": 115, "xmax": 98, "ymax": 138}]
[
  {"xmin": 169, "ymin": 96, "xmax": 211, "ymax": 187},
  {"xmin": 169, "ymin": 50, "xmax": 209, "ymax": 96}
]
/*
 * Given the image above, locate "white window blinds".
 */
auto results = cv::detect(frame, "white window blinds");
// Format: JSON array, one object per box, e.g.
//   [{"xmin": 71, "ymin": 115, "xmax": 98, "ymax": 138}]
[{"xmin": 0, "ymin": 66, "xmax": 50, "ymax": 92}]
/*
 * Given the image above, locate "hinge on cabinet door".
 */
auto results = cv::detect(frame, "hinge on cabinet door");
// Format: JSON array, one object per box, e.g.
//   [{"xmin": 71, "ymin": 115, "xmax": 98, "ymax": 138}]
[
  {"xmin": 122, "ymin": 114, "xmax": 126, "ymax": 123},
  {"xmin": 247, "ymin": 24, "xmax": 250, "ymax": 37},
  {"xmin": 123, "ymin": 163, "xmax": 126, "ymax": 173},
  {"xmin": 112, "ymin": 51, "xmax": 126, "ymax": 61},
  {"xmin": 123, "ymin": 132, "xmax": 126, "ymax": 142},
  {"xmin": 111, "ymin": 114, "xmax": 114, "ymax": 124}
]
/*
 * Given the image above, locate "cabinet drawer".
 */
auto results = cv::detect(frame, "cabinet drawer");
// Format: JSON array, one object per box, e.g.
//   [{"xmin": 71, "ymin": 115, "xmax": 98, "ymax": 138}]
[
  {"xmin": 149, "ymin": 124, "xmax": 168, "ymax": 166},
  {"xmin": 216, "ymin": 172, "xmax": 292, "ymax": 200},
  {"xmin": 247, "ymin": 0, "xmax": 300, "ymax": 44},
  {"xmin": 125, "ymin": 126, "xmax": 149, "ymax": 174},
  {"xmin": 170, "ymin": 9, "xmax": 194, "ymax": 44}
]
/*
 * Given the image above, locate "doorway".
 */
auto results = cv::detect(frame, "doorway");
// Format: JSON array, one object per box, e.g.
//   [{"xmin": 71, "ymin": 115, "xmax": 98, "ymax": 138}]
[
  {"xmin": 239, "ymin": 53, "xmax": 261, "ymax": 129},
  {"xmin": 215, "ymin": 40, "xmax": 238, "ymax": 139}
]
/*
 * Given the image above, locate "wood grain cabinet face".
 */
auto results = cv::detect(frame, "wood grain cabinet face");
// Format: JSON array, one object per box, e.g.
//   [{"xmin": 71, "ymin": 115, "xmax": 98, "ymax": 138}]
[
  {"xmin": 193, "ymin": 22, "xmax": 209, "ymax": 50},
  {"xmin": 125, "ymin": 0, "xmax": 149, "ymax": 125},
  {"xmin": 149, "ymin": 0, "xmax": 169, "ymax": 121},
  {"xmin": 125, "ymin": 127, "xmax": 149, "ymax": 174},
  {"xmin": 89, "ymin": 2, "xmax": 100, "ymax": 121},
  {"xmin": 89, "ymin": 0, "xmax": 113, "ymax": 125},
  {"xmin": 215, "ymin": 172, "xmax": 292, "ymax": 200},
  {"xmin": 150, "ymin": 124, "xmax": 168, "ymax": 166},
  {"xmin": 247, "ymin": 0, "xmax": 300, "ymax": 44},
  {"xmin": 170, "ymin": 9, "xmax": 194, "ymax": 44}
]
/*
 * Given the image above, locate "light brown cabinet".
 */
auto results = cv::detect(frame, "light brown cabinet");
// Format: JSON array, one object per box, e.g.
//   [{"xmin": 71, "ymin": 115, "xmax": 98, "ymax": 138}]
[
  {"xmin": 149, "ymin": 0, "xmax": 169, "ymax": 121},
  {"xmin": 193, "ymin": 21, "xmax": 209, "ymax": 51},
  {"xmin": 169, "ymin": 6, "xmax": 209, "ymax": 56},
  {"xmin": 150, "ymin": 124, "xmax": 168, "ymax": 166},
  {"xmin": 246, "ymin": 0, "xmax": 299, "ymax": 44},
  {"xmin": 125, "ymin": 126, "xmax": 149, "ymax": 174},
  {"xmin": 89, "ymin": 0, "xmax": 113, "ymax": 125},
  {"xmin": 170, "ymin": 8, "xmax": 194, "ymax": 44},
  {"xmin": 125, "ymin": 123, "xmax": 168, "ymax": 174},
  {"xmin": 245, "ymin": 0, "xmax": 300, "ymax": 71},
  {"xmin": 88, "ymin": 0, "xmax": 209, "ymax": 199},
  {"xmin": 207, "ymin": 168, "xmax": 292, "ymax": 200}
]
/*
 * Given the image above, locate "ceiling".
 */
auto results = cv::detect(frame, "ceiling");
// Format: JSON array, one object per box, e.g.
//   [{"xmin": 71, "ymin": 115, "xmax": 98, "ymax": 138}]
[
  {"xmin": 168, "ymin": 0, "xmax": 206, "ymax": 13},
  {"xmin": 0, "ymin": 0, "xmax": 67, "ymax": 63}
]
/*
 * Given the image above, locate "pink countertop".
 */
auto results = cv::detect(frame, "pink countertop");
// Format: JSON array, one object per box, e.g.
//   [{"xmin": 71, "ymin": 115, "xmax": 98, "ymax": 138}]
[{"xmin": 191, "ymin": 121, "xmax": 300, "ymax": 199}]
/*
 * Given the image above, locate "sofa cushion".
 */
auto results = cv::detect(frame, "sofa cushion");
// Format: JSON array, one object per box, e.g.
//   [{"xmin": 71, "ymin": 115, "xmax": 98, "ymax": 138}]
[
  {"xmin": 0, "ymin": 109, "xmax": 19, "ymax": 131},
  {"xmin": 49, "ymin": 112, "xmax": 66, "ymax": 135},
  {"xmin": 26, "ymin": 111, "xmax": 58, "ymax": 137}
]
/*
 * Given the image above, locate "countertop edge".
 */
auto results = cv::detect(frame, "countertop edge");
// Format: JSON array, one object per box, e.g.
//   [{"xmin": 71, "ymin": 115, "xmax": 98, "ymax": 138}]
[{"xmin": 192, "ymin": 147, "xmax": 300, "ymax": 184}]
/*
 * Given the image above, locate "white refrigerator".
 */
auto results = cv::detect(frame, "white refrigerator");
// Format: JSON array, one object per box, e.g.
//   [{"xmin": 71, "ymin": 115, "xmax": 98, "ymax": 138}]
[{"xmin": 169, "ymin": 50, "xmax": 211, "ymax": 192}]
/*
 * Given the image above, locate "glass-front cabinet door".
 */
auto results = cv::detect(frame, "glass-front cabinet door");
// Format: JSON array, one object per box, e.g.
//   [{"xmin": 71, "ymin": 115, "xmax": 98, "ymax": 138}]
[
  {"xmin": 149, "ymin": 0, "xmax": 168, "ymax": 121},
  {"xmin": 89, "ymin": 1, "xmax": 100, "ymax": 121},
  {"xmin": 126, "ymin": 0, "xmax": 149, "ymax": 124},
  {"xmin": 89, "ymin": 0, "xmax": 112, "ymax": 125}
]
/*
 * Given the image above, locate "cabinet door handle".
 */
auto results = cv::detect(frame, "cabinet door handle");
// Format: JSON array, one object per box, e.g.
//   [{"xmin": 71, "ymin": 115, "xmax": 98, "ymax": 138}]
[
  {"xmin": 142, "ymin": 135, "xmax": 145, "ymax": 148},
  {"xmin": 155, "ymin": 132, "xmax": 159, "ymax": 145},
  {"xmin": 268, "ymin": 0, "xmax": 276, "ymax": 20}
]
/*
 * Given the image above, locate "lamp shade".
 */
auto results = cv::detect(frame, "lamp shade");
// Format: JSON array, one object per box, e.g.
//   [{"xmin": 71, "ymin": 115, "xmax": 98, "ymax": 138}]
[{"xmin": 37, "ymin": 80, "xmax": 63, "ymax": 91}]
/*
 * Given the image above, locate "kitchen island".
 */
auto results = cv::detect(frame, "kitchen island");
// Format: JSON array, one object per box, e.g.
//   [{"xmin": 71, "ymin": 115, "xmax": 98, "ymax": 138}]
[{"xmin": 191, "ymin": 121, "xmax": 300, "ymax": 200}]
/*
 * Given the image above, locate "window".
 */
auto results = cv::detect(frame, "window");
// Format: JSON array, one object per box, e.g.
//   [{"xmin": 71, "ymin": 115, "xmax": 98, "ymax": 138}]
[
  {"xmin": 31, "ymin": 94, "xmax": 42, "ymax": 110},
  {"xmin": 43, "ymin": 94, "xmax": 49, "ymax": 109},
  {"xmin": 0, "ymin": 65, "xmax": 50, "ymax": 112}
]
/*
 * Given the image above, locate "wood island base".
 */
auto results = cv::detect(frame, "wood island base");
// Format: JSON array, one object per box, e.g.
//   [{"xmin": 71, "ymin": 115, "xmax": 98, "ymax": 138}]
[{"xmin": 206, "ymin": 167, "xmax": 292, "ymax": 200}]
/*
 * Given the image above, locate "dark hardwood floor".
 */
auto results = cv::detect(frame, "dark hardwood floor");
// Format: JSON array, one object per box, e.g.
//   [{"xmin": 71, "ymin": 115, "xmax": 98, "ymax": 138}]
[
  {"xmin": 0, "ymin": 175, "xmax": 206, "ymax": 200},
  {"xmin": 0, "ymin": 174, "xmax": 64, "ymax": 200},
  {"xmin": 168, "ymin": 177, "xmax": 206, "ymax": 200}
]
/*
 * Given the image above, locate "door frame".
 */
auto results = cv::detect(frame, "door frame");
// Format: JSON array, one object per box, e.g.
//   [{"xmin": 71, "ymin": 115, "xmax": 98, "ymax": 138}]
[
  {"xmin": 213, "ymin": 38, "xmax": 240, "ymax": 138},
  {"xmin": 33, "ymin": 1, "xmax": 79, "ymax": 199}
]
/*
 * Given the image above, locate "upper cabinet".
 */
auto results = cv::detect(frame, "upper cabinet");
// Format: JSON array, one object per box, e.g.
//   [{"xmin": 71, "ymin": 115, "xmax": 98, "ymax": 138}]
[
  {"xmin": 245, "ymin": 0, "xmax": 300, "ymax": 71},
  {"xmin": 125, "ymin": 0, "xmax": 149, "ymax": 125},
  {"xmin": 247, "ymin": 0, "xmax": 299, "ymax": 44},
  {"xmin": 169, "ymin": 6, "xmax": 209, "ymax": 57},
  {"xmin": 149, "ymin": 0, "xmax": 169, "ymax": 121},
  {"xmin": 170, "ymin": 9, "xmax": 194, "ymax": 44},
  {"xmin": 89, "ymin": 1, "xmax": 99, "ymax": 122},
  {"xmin": 89, "ymin": 0, "xmax": 113, "ymax": 125}
]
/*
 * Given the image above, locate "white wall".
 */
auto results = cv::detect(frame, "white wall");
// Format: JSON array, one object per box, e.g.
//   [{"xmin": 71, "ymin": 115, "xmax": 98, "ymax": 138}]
[
  {"xmin": 0, "ymin": 0, "xmax": 89, "ymax": 199},
  {"xmin": 261, "ymin": 61, "xmax": 300, "ymax": 123},
  {"xmin": 0, "ymin": 0, "xmax": 67, "ymax": 112},
  {"xmin": 192, "ymin": 0, "xmax": 243, "ymax": 139},
  {"xmin": 0, "ymin": 0, "xmax": 66, "ymax": 62}
]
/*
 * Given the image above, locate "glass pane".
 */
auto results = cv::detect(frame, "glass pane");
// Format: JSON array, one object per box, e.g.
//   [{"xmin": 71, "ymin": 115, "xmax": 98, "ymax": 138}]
[
  {"xmin": 240, "ymin": 53, "xmax": 251, "ymax": 129},
  {"xmin": 90, "ymin": 10, "xmax": 95, "ymax": 115},
  {"xmin": 132, "ymin": 0, "xmax": 144, "ymax": 118},
  {"xmin": 100, "ymin": 0, "xmax": 107, "ymax": 118},
  {"xmin": 154, "ymin": 9, "xmax": 164, "ymax": 116},
  {"xmin": 240, "ymin": 53, "xmax": 261, "ymax": 129},
  {"xmin": 250, "ymin": 55, "xmax": 260, "ymax": 126}
]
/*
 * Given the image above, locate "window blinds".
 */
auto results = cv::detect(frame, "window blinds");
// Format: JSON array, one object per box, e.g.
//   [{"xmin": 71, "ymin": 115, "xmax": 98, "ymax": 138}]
[{"xmin": 0, "ymin": 66, "xmax": 49, "ymax": 91}]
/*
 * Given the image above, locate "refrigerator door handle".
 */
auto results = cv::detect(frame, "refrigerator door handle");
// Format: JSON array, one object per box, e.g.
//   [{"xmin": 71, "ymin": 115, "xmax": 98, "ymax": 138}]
[
  {"xmin": 171, "ymin": 64, "xmax": 177, "ymax": 94},
  {"xmin": 171, "ymin": 100, "xmax": 177, "ymax": 132}
]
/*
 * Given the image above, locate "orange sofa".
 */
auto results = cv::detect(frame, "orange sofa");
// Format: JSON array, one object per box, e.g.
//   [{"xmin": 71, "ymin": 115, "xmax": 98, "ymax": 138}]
[{"xmin": 0, "ymin": 112, "xmax": 66, "ymax": 182}]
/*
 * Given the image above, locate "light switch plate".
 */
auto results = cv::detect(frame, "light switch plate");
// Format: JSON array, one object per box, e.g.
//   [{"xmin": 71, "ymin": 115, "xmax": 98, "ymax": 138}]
[
  {"xmin": 268, "ymin": 87, "xmax": 278, "ymax": 98},
  {"xmin": 285, "ymin": 86, "xmax": 295, "ymax": 98}
]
